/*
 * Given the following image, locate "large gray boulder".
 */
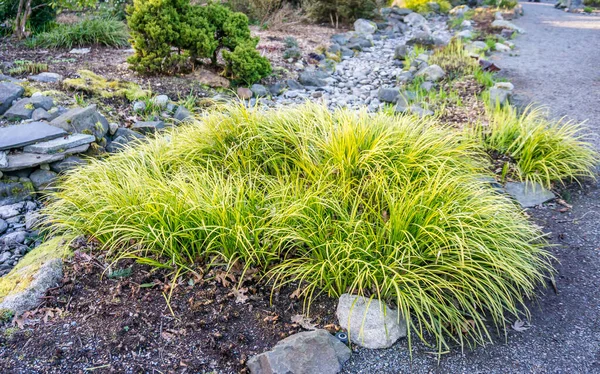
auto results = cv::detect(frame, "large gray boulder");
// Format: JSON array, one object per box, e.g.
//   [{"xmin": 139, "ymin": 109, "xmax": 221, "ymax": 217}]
[
  {"xmin": 247, "ymin": 329, "xmax": 351, "ymax": 374},
  {"xmin": 336, "ymin": 294, "xmax": 407, "ymax": 349},
  {"xmin": 50, "ymin": 104, "xmax": 109, "ymax": 141},
  {"xmin": 0, "ymin": 82, "xmax": 24, "ymax": 115}
]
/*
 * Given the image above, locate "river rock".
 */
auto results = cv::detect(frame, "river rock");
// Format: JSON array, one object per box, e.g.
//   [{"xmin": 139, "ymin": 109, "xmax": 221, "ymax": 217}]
[
  {"xmin": 50, "ymin": 105, "xmax": 109, "ymax": 141},
  {"xmin": 336, "ymin": 294, "xmax": 407, "ymax": 349},
  {"xmin": 491, "ymin": 20, "xmax": 525, "ymax": 33},
  {"xmin": 0, "ymin": 82, "xmax": 25, "ymax": 115},
  {"xmin": 237, "ymin": 87, "xmax": 253, "ymax": 99},
  {"xmin": 404, "ymin": 12, "xmax": 427, "ymax": 29},
  {"xmin": 50, "ymin": 155, "xmax": 86, "ymax": 173},
  {"xmin": 378, "ymin": 88, "xmax": 400, "ymax": 103},
  {"xmin": 354, "ymin": 19, "xmax": 377, "ymax": 34},
  {"xmin": 3, "ymin": 98, "xmax": 34, "ymax": 120},
  {"xmin": 132, "ymin": 120, "xmax": 165, "ymax": 134},
  {"xmin": 29, "ymin": 169, "xmax": 58, "ymax": 191},
  {"xmin": 247, "ymin": 329, "xmax": 351, "ymax": 374},
  {"xmin": 299, "ymin": 70, "xmax": 329, "ymax": 87},
  {"xmin": 416, "ymin": 64, "xmax": 445, "ymax": 81},
  {"xmin": 394, "ymin": 44, "xmax": 408, "ymax": 60}
]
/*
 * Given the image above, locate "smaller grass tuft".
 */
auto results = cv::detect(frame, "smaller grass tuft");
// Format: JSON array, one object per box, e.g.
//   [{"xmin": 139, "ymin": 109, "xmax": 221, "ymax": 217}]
[{"xmin": 472, "ymin": 104, "xmax": 598, "ymax": 188}]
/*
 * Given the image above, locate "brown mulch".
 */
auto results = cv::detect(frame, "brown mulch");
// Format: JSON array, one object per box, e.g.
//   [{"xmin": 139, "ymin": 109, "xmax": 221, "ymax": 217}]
[{"xmin": 0, "ymin": 241, "xmax": 337, "ymax": 373}]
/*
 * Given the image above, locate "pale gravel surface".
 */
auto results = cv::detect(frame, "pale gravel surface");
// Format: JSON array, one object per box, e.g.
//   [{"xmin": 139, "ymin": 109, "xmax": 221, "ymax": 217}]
[{"xmin": 343, "ymin": 2, "xmax": 600, "ymax": 373}]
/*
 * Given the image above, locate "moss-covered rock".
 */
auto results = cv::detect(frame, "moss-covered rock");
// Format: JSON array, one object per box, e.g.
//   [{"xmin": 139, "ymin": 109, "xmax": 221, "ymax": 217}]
[
  {"xmin": 0, "ymin": 236, "xmax": 73, "ymax": 316},
  {"xmin": 62, "ymin": 70, "xmax": 149, "ymax": 101}
]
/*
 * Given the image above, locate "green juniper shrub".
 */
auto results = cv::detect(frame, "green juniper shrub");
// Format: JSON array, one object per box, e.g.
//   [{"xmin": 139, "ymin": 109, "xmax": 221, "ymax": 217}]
[
  {"xmin": 127, "ymin": 0, "xmax": 270, "ymax": 83},
  {"xmin": 222, "ymin": 42, "xmax": 272, "ymax": 84}
]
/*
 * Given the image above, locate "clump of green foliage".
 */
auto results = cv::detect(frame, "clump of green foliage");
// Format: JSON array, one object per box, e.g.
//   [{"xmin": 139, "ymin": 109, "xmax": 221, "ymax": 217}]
[
  {"xmin": 127, "ymin": 0, "xmax": 270, "ymax": 84},
  {"xmin": 405, "ymin": 0, "xmax": 451, "ymax": 14},
  {"xmin": 45, "ymin": 102, "xmax": 555, "ymax": 351},
  {"xmin": 7, "ymin": 60, "xmax": 48, "ymax": 75},
  {"xmin": 222, "ymin": 44, "xmax": 271, "ymax": 85},
  {"xmin": 304, "ymin": 0, "xmax": 377, "ymax": 25},
  {"xmin": 484, "ymin": 0, "xmax": 518, "ymax": 9},
  {"xmin": 0, "ymin": 0, "xmax": 57, "ymax": 34},
  {"xmin": 25, "ymin": 17, "xmax": 129, "ymax": 48},
  {"xmin": 473, "ymin": 104, "xmax": 597, "ymax": 188},
  {"xmin": 429, "ymin": 39, "xmax": 478, "ymax": 80}
]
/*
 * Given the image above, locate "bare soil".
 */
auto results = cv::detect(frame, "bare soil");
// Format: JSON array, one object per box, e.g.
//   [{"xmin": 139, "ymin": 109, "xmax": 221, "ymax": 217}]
[{"xmin": 0, "ymin": 240, "xmax": 337, "ymax": 373}]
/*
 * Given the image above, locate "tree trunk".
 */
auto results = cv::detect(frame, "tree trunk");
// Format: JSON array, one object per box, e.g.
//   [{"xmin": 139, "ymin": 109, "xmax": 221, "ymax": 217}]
[{"xmin": 14, "ymin": 0, "xmax": 33, "ymax": 40}]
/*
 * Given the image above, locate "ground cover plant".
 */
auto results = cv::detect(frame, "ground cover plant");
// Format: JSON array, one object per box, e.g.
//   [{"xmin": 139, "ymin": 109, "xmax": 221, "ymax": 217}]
[
  {"xmin": 44, "ymin": 103, "xmax": 555, "ymax": 351},
  {"xmin": 25, "ymin": 17, "xmax": 129, "ymax": 48}
]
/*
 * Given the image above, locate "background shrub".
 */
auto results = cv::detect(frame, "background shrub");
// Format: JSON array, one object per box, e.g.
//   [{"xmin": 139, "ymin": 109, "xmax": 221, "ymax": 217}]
[
  {"xmin": 45, "ymin": 103, "xmax": 553, "ymax": 351},
  {"xmin": 127, "ymin": 0, "xmax": 270, "ymax": 82},
  {"xmin": 304, "ymin": 0, "xmax": 378, "ymax": 25},
  {"xmin": 0, "ymin": 0, "xmax": 57, "ymax": 32},
  {"xmin": 26, "ymin": 17, "xmax": 129, "ymax": 48},
  {"xmin": 404, "ymin": 0, "xmax": 451, "ymax": 13}
]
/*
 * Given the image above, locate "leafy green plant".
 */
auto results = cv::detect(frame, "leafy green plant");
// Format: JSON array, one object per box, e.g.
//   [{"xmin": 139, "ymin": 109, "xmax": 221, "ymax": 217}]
[
  {"xmin": 583, "ymin": 6, "xmax": 593, "ymax": 12},
  {"xmin": 473, "ymin": 104, "xmax": 597, "ymax": 188},
  {"xmin": 127, "ymin": 0, "xmax": 270, "ymax": 79},
  {"xmin": 222, "ymin": 43, "xmax": 271, "ymax": 84},
  {"xmin": 45, "ymin": 103, "xmax": 554, "ymax": 352},
  {"xmin": 405, "ymin": 0, "xmax": 451, "ymax": 14},
  {"xmin": 304, "ymin": 0, "xmax": 377, "ymax": 26},
  {"xmin": 26, "ymin": 17, "xmax": 129, "ymax": 48},
  {"xmin": 429, "ymin": 39, "xmax": 478, "ymax": 80}
]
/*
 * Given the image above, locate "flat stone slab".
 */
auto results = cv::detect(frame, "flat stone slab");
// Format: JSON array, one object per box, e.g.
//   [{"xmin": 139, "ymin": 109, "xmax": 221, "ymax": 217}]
[
  {"xmin": 0, "ymin": 122, "xmax": 67, "ymax": 151},
  {"xmin": 504, "ymin": 181, "xmax": 555, "ymax": 208},
  {"xmin": 24, "ymin": 134, "xmax": 95, "ymax": 154},
  {"xmin": 28, "ymin": 72, "xmax": 63, "ymax": 83},
  {"xmin": 0, "ymin": 144, "xmax": 89, "ymax": 171}
]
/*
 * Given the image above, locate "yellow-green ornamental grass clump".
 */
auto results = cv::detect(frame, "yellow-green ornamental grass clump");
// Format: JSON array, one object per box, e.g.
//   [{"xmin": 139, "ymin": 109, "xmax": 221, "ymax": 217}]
[
  {"xmin": 45, "ymin": 103, "xmax": 553, "ymax": 350},
  {"xmin": 476, "ymin": 104, "xmax": 597, "ymax": 188}
]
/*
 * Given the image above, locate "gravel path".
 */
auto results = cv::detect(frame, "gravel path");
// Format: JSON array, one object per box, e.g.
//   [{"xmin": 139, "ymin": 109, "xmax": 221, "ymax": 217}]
[{"xmin": 343, "ymin": 3, "xmax": 600, "ymax": 373}]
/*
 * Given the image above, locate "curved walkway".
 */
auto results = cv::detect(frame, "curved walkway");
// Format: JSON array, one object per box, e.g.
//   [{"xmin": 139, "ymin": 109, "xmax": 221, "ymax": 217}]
[{"xmin": 343, "ymin": 3, "xmax": 600, "ymax": 372}]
